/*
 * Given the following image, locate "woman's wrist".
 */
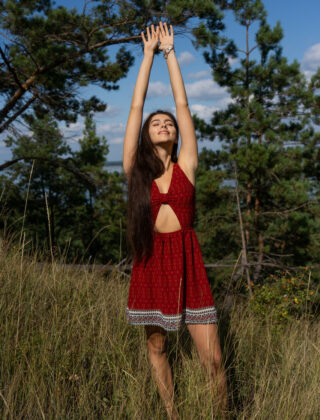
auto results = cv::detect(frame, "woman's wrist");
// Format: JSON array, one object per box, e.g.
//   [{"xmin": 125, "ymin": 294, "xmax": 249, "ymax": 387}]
[
  {"xmin": 162, "ymin": 44, "xmax": 174, "ymax": 59},
  {"xmin": 144, "ymin": 50, "xmax": 155, "ymax": 59}
]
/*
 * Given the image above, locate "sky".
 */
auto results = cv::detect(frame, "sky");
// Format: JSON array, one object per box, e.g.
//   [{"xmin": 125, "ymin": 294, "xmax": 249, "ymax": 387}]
[{"xmin": 1, "ymin": 0, "xmax": 320, "ymax": 168}]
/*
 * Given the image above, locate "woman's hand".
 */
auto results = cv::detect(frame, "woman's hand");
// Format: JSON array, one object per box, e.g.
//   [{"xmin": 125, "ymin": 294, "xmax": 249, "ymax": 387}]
[
  {"xmin": 141, "ymin": 24, "xmax": 159, "ymax": 56},
  {"xmin": 158, "ymin": 21, "xmax": 174, "ymax": 50}
]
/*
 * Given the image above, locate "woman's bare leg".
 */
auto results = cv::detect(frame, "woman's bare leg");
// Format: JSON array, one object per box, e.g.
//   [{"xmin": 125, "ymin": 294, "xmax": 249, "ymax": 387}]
[
  {"xmin": 187, "ymin": 323, "xmax": 228, "ymax": 417},
  {"xmin": 145, "ymin": 325, "xmax": 179, "ymax": 419}
]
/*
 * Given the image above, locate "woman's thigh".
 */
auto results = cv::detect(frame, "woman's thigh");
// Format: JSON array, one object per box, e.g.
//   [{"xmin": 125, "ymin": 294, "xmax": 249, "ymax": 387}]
[{"xmin": 186, "ymin": 323, "xmax": 222, "ymax": 367}]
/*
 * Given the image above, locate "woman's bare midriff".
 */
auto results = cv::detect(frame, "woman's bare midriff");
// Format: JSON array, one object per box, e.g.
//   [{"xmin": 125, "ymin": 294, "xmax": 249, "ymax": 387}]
[{"xmin": 153, "ymin": 204, "xmax": 182, "ymax": 233}]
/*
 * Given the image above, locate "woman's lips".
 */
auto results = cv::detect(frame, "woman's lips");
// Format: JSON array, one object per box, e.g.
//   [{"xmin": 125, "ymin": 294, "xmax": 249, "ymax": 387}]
[{"xmin": 159, "ymin": 131, "xmax": 169, "ymax": 134}]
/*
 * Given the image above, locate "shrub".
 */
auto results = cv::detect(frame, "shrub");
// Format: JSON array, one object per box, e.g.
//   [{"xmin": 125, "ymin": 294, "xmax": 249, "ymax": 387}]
[{"xmin": 247, "ymin": 269, "xmax": 319, "ymax": 325}]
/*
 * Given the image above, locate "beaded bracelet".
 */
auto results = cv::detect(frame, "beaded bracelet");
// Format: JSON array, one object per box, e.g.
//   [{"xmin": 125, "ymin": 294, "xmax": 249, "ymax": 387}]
[{"xmin": 163, "ymin": 44, "xmax": 174, "ymax": 59}]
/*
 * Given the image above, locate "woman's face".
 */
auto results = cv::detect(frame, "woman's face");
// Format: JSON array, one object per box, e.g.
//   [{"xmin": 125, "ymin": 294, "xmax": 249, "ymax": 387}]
[{"xmin": 149, "ymin": 114, "xmax": 177, "ymax": 144}]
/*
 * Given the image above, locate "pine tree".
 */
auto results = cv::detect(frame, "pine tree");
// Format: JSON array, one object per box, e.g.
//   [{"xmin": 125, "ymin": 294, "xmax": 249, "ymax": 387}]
[
  {"xmin": 1, "ymin": 112, "xmax": 127, "ymax": 263},
  {"xmin": 72, "ymin": 114, "xmax": 125, "ymax": 263},
  {"xmin": 3, "ymin": 112, "xmax": 74, "ymax": 251},
  {"xmin": 0, "ymin": 0, "xmax": 225, "ymax": 133},
  {"xmin": 192, "ymin": 0, "xmax": 320, "ymax": 281}
]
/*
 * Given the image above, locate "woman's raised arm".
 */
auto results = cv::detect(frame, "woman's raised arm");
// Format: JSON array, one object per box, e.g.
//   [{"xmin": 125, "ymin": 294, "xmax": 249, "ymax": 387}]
[
  {"xmin": 159, "ymin": 21, "xmax": 198, "ymax": 172},
  {"xmin": 122, "ymin": 25, "xmax": 159, "ymax": 177}
]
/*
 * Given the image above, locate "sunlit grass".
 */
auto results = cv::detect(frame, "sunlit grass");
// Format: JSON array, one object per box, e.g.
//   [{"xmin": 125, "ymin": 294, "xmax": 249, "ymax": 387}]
[{"xmin": 0, "ymin": 236, "xmax": 319, "ymax": 419}]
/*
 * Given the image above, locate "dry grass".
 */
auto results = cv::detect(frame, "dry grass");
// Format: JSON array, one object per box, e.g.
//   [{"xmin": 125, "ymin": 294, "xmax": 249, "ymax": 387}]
[{"xmin": 0, "ymin": 237, "xmax": 319, "ymax": 420}]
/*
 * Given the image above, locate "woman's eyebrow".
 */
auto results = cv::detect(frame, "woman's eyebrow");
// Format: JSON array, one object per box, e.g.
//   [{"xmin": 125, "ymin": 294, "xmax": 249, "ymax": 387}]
[{"xmin": 151, "ymin": 119, "xmax": 173, "ymax": 123}]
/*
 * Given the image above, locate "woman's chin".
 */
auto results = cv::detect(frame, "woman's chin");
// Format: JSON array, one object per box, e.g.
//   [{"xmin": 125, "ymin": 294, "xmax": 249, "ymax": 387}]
[{"xmin": 152, "ymin": 138, "xmax": 174, "ymax": 145}]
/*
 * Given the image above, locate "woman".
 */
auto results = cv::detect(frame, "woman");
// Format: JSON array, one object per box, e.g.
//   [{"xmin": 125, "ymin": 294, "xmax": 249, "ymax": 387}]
[{"xmin": 123, "ymin": 22, "xmax": 228, "ymax": 419}]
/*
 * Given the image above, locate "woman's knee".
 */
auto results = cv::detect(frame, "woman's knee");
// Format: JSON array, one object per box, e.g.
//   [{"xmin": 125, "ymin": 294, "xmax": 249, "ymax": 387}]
[
  {"xmin": 145, "ymin": 325, "xmax": 168, "ymax": 356},
  {"xmin": 187, "ymin": 324, "xmax": 221, "ymax": 365},
  {"xmin": 212, "ymin": 350, "xmax": 223, "ymax": 371},
  {"xmin": 198, "ymin": 348, "xmax": 222, "ymax": 370}
]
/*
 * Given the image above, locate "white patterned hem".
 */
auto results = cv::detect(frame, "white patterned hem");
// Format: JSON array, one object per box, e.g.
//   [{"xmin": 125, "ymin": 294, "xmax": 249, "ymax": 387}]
[{"xmin": 126, "ymin": 306, "xmax": 218, "ymax": 331}]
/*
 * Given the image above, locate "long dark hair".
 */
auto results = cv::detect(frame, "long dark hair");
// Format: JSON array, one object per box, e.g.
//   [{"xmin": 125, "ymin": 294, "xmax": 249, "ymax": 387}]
[{"xmin": 126, "ymin": 109, "xmax": 179, "ymax": 264}]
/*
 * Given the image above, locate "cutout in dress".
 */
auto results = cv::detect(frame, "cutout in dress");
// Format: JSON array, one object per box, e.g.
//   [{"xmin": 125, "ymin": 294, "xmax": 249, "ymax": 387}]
[{"xmin": 153, "ymin": 163, "xmax": 182, "ymax": 233}]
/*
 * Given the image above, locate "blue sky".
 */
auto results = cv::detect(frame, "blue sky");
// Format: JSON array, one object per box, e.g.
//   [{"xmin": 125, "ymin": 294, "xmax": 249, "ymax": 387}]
[{"xmin": 1, "ymin": 0, "xmax": 320, "ymax": 167}]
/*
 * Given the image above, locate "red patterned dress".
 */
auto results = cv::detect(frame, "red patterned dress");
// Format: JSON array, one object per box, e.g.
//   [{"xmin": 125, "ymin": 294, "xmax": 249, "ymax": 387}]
[{"xmin": 126, "ymin": 161, "xmax": 218, "ymax": 331}]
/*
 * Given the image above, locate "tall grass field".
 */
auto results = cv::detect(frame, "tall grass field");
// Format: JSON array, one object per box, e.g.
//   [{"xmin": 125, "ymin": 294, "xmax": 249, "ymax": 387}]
[{"xmin": 0, "ymin": 238, "xmax": 319, "ymax": 419}]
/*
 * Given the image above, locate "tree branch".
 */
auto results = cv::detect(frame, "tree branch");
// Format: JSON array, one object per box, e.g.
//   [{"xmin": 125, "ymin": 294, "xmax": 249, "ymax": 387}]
[
  {"xmin": 0, "ymin": 46, "xmax": 24, "ymax": 90},
  {"xmin": 0, "ymin": 33, "xmax": 141, "ymax": 123},
  {"xmin": 0, "ymin": 156, "xmax": 101, "ymax": 190},
  {"xmin": 0, "ymin": 93, "xmax": 38, "ymax": 134}
]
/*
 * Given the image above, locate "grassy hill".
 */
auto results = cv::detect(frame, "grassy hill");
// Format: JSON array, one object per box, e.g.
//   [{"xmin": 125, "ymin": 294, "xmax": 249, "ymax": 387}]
[{"xmin": 0, "ymin": 241, "xmax": 319, "ymax": 419}]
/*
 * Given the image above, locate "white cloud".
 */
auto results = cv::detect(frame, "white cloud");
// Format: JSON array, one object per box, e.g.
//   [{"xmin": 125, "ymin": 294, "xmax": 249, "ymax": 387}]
[
  {"xmin": 303, "ymin": 70, "xmax": 314, "ymax": 81},
  {"xmin": 60, "ymin": 119, "xmax": 126, "ymax": 145},
  {"xmin": 187, "ymin": 60, "xmax": 237, "ymax": 81},
  {"xmin": 60, "ymin": 107, "xmax": 123, "ymax": 143},
  {"xmin": 177, "ymin": 51, "xmax": 195, "ymax": 66},
  {"xmin": 216, "ymin": 96, "xmax": 234, "ymax": 108},
  {"xmin": 60, "ymin": 121, "xmax": 84, "ymax": 143},
  {"xmin": 98, "ymin": 122, "xmax": 126, "ymax": 136},
  {"xmin": 109, "ymin": 136, "xmax": 124, "ymax": 144},
  {"xmin": 188, "ymin": 70, "xmax": 211, "ymax": 79},
  {"xmin": 228, "ymin": 56, "xmax": 238, "ymax": 66},
  {"xmin": 190, "ymin": 104, "xmax": 219, "ymax": 120},
  {"xmin": 190, "ymin": 96, "xmax": 233, "ymax": 121},
  {"xmin": 0, "ymin": 121, "xmax": 32, "ymax": 146},
  {"xmin": 96, "ymin": 104, "xmax": 122, "ymax": 119},
  {"xmin": 147, "ymin": 81, "xmax": 172, "ymax": 98},
  {"xmin": 146, "ymin": 79, "xmax": 228, "ymax": 101},
  {"xmin": 302, "ymin": 43, "xmax": 320, "ymax": 72},
  {"xmin": 186, "ymin": 79, "xmax": 228, "ymax": 100},
  {"xmin": 97, "ymin": 122, "xmax": 126, "ymax": 144}
]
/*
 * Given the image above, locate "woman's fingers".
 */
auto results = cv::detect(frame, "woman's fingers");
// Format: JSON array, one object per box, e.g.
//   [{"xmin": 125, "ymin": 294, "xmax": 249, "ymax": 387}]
[
  {"xmin": 142, "ymin": 25, "xmax": 158, "ymax": 41},
  {"xmin": 141, "ymin": 22, "xmax": 172, "ymax": 40},
  {"xmin": 159, "ymin": 20, "xmax": 165, "ymax": 36},
  {"xmin": 158, "ymin": 21, "xmax": 173, "ymax": 41},
  {"xmin": 141, "ymin": 23, "xmax": 162, "ymax": 47},
  {"xmin": 164, "ymin": 21, "xmax": 169, "ymax": 36},
  {"xmin": 151, "ymin": 25, "xmax": 157, "ymax": 40},
  {"xmin": 159, "ymin": 21, "xmax": 170, "ymax": 35}
]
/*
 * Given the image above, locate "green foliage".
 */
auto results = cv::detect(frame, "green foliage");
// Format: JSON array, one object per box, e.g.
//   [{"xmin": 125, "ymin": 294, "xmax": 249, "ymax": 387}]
[
  {"xmin": 0, "ymin": 0, "xmax": 225, "ymax": 132},
  {"xmin": 0, "ymin": 0, "xmax": 136, "ymax": 127},
  {"xmin": 193, "ymin": 0, "xmax": 320, "ymax": 283},
  {"xmin": 196, "ymin": 155, "xmax": 238, "ymax": 261},
  {"xmin": 77, "ymin": 114, "xmax": 109, "ymax": 170},
  {"xmin": 1, "ymin": 112, "xmax": 127, "ymax": 264},
  {"xmin": 248, "ymin": 269, "xmax": 319, "ymax": 324}
]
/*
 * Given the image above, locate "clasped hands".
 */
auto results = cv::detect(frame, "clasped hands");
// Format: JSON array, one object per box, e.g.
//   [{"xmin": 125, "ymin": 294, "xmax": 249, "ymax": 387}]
[{"xmin": 141, "ymin": 21, "xmax": 174, "ymax": 55}]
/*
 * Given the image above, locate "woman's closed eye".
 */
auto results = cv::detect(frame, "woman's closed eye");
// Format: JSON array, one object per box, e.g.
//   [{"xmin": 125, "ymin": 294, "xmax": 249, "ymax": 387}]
[{"xmin": 153, "ymin": 123, "xmax": 173, "ymax": 126}]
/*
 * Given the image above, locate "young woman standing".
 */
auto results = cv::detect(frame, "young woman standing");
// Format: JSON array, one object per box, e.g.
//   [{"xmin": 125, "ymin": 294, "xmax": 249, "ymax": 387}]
[{"xmin": 123, "ymin": 22, "xmax": 228, "ymax": 419}]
